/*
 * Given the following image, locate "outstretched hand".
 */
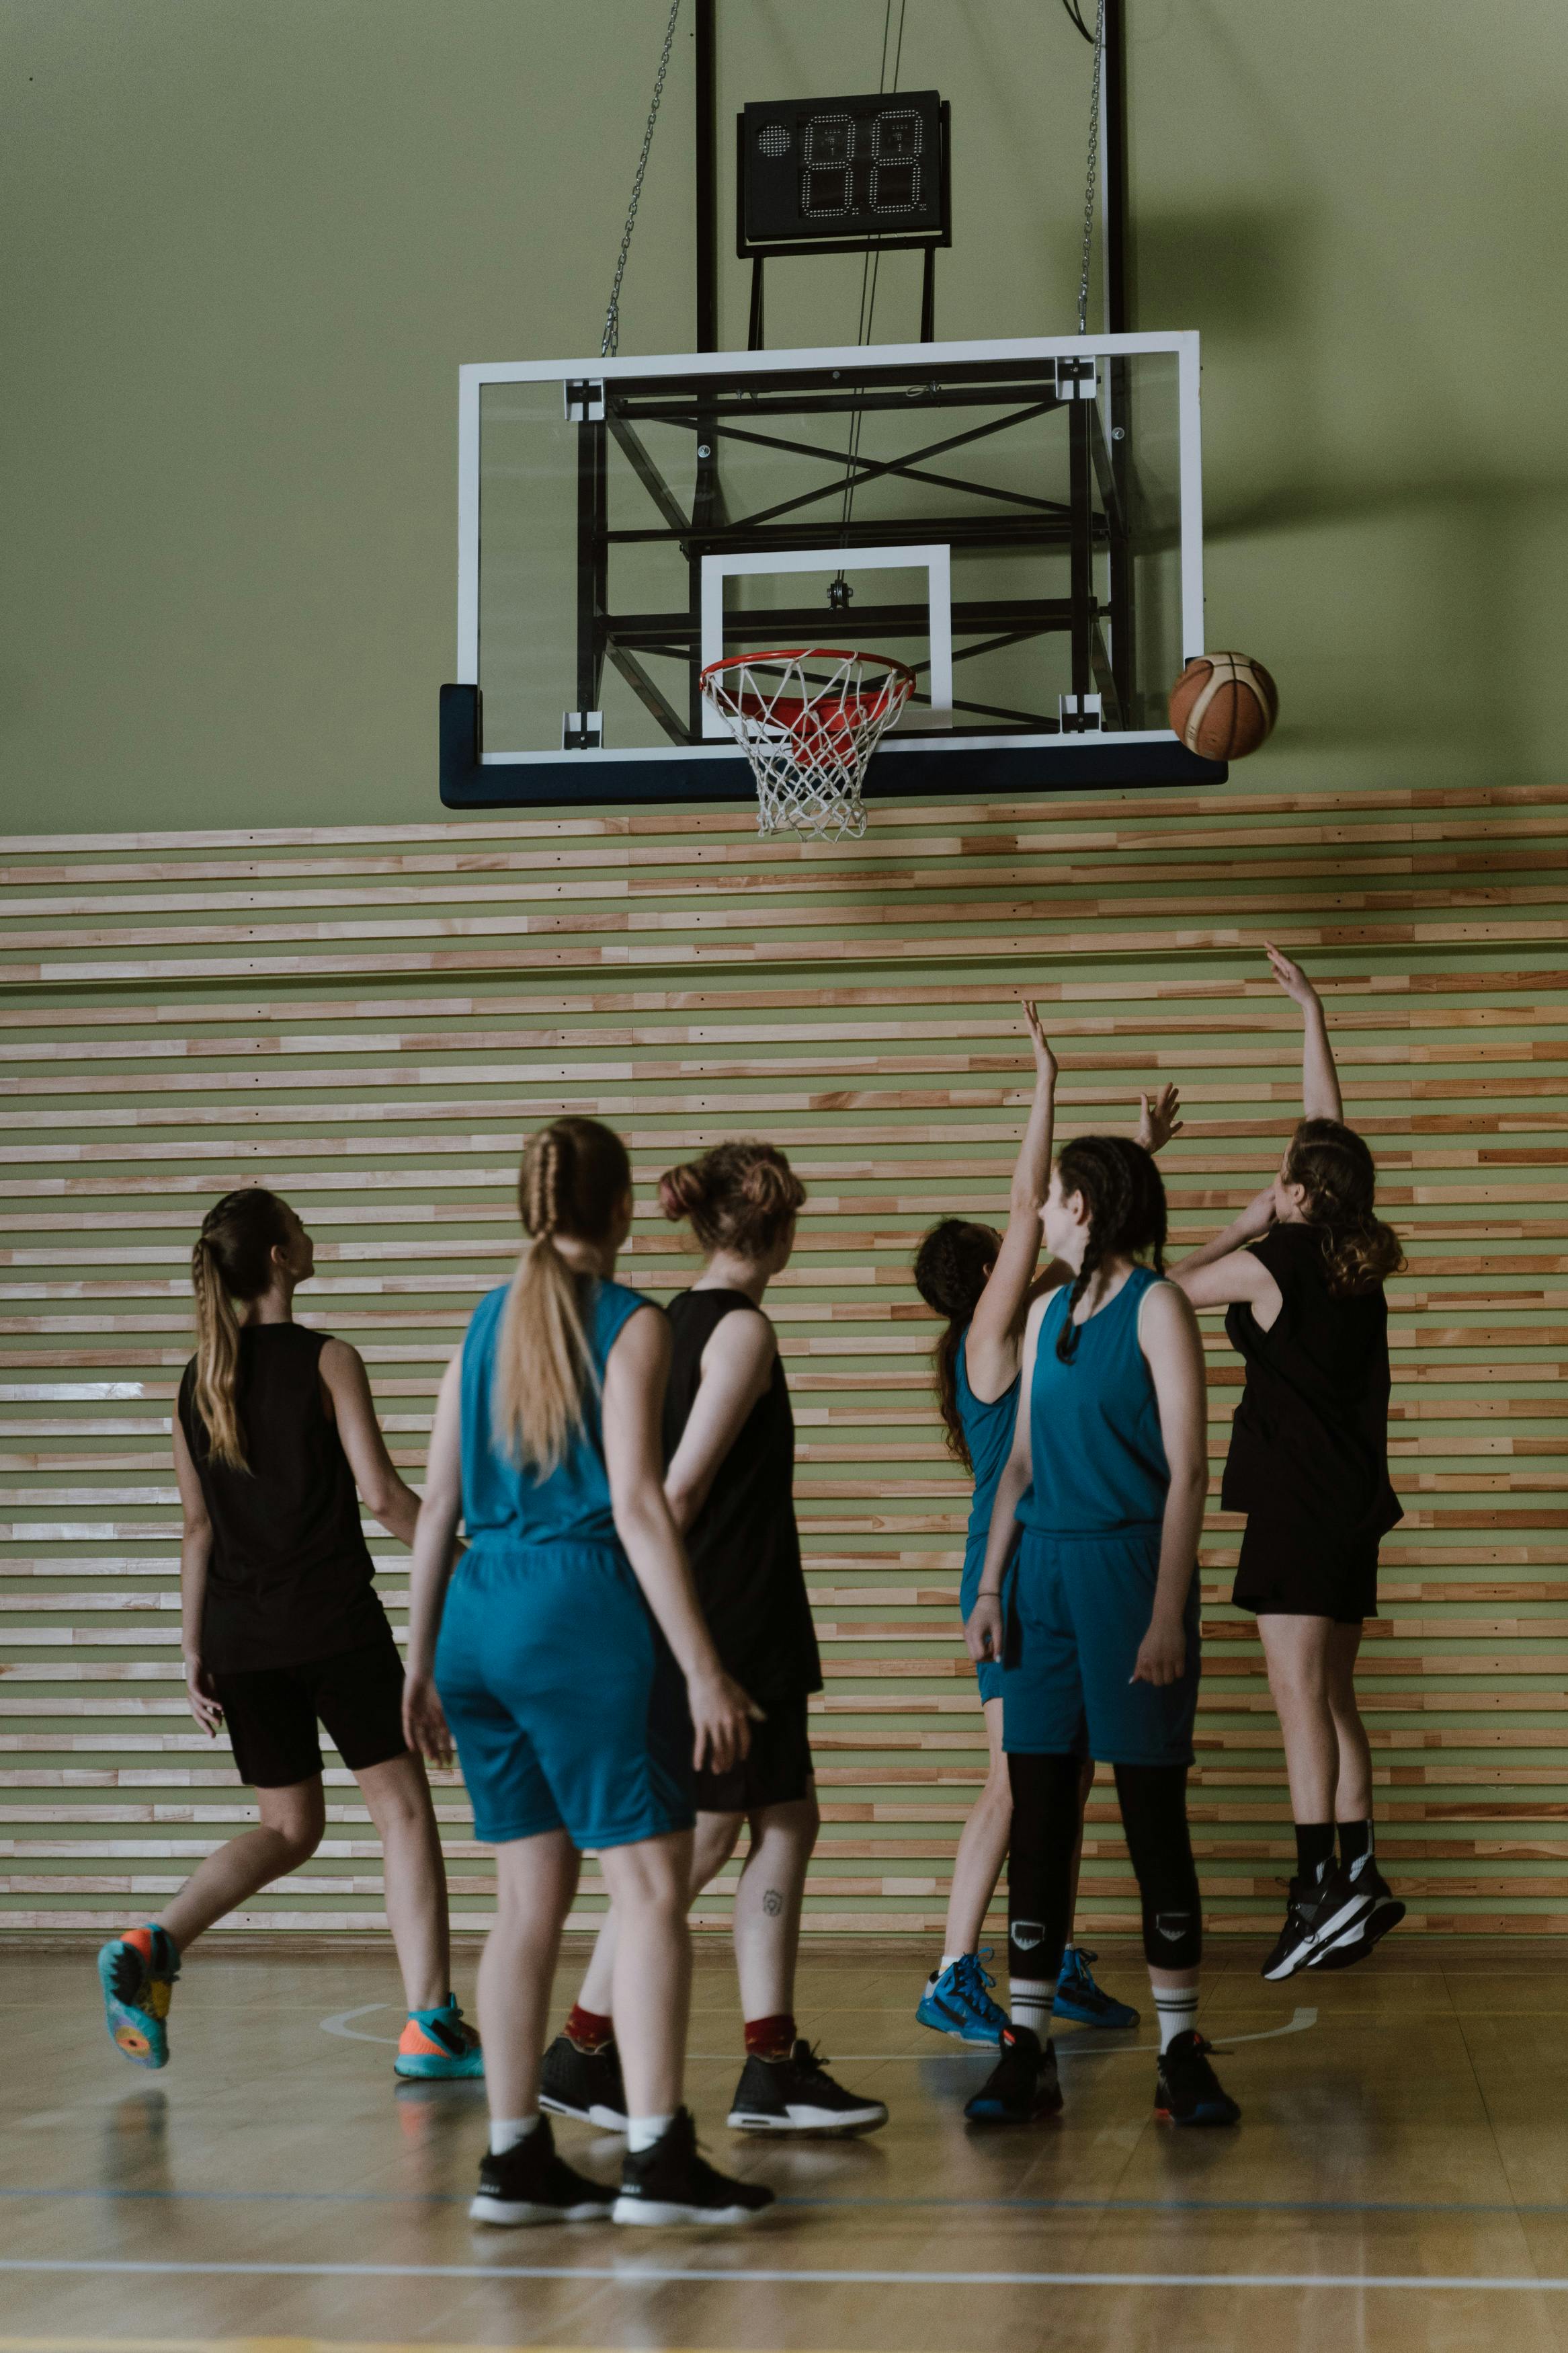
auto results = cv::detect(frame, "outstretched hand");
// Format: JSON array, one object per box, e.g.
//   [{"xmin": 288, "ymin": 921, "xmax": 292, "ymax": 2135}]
[
  {"xmin": 1264, "ymin": 941, "xmax": 1319, "ymax": 1010},
  {"xmin": 1137, "ymin": 1083, "xmax": 1184, "ymax": 1154},
  {"xmin": 1022, "ymin": 1000, "xmax": 1058, "ymax": 1088}
]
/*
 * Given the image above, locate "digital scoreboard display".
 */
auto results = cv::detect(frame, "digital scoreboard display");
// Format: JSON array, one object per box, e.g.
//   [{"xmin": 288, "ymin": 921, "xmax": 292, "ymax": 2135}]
[{"xmin": 739, "ymin": 89, "xmax": 949, "ymax": 252}]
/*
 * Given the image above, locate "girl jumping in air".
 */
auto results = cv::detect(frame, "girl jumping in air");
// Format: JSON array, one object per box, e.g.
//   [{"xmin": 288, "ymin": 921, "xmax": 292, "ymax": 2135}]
[
  {"xmin": 540, "ymin": 1141, "xmax": 886, "ymax": 2138},
  {"xmin": 97, "ymin": 1187, "xmax": 480, "ymax": 2081},
  {"xmin": 965, "ymin": 1134, "xmax": 1239, "ymax": 2129},
  {"xmin": 1171, "ymin": 945, "xmax": 1405, "ymax": 1979},
  {"xmin": 402, "ymin": 1117, "xmax": 774, "ymax": 2229},
  {"xmin": 912, "ymin": 1004, "xmax": 1180, "ymax": 2044}
]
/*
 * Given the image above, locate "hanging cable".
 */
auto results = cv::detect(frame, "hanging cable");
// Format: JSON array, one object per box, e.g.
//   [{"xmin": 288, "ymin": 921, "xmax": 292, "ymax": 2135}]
[
  {"xmin": 1059, "ymin": 0, "xmax": 1095, "ymax": 42},
  {"xmin": 1075, "ymin": 0, "xmax": 1106, "ymax": 334},
  {"xmin": 600, "ymin": 0, "xmax": 684, "ymax": 360}
]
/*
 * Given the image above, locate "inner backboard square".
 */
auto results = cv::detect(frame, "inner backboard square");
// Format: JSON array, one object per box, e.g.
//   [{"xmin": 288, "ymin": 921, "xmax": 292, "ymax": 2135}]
[{"xmin": 699, "ymin": 544, "xmax": 954, "ymax": 739}]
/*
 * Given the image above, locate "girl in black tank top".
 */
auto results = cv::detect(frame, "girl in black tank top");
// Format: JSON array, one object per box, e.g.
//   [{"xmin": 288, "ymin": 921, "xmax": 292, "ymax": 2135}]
[
  {"xmin": 1171, "ymin": 948, "xmax": 1408, "ymax": 1985},
  {"xmin": 95, "ymin": 1188, "xmax": 480, "ymax": 2084},
  {"xmin": 544, "ymin": 1142, "xmax": 887, "ymax": 2139}
]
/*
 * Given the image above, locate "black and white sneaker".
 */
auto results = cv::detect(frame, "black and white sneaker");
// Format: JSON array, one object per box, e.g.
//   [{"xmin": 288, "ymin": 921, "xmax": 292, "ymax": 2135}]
[
  {"xmin": 538, "ymin": 2032, "xmax": 630, "ymax": 2130},
  {"xmin": 470, "ymin": 2118, "xmax": 618, "ymax": 2226},
  {"xmin": 1154, "ymin": 2030, "xmax": 1241, "ymax": 2127},
  {"xmin": 727, "ymin": 2040, "xmax": 889, "ymax": 2135},
  {"xmin": 962, "ymin": 2024, "xmax": 1063, "ymax": 2124},
  {"xmin": 1260, "ymin": 1862, "xmax": 1374, "ymax": 1981},
  {"xmin": 612, "ymin": 2106, "xmax": 775, "ymax": 2227},
  {"xmin": 1308, "ymin": 1865, "xmax": 1406, "ymax": 1971}
]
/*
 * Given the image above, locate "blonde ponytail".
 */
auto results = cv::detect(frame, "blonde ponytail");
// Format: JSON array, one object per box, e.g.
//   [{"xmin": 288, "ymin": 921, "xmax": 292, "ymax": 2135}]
[
  {"xmin": 192, "ymin": 1237, "xmax": 247, "ymax": 1468},
  {"xmin": 491, "ymin": 1119, "xmax": 632, "ymax": 1476},
  {"xmin": 186, "ymin": 1187, "xmax": 297, "ymax": 1472}
]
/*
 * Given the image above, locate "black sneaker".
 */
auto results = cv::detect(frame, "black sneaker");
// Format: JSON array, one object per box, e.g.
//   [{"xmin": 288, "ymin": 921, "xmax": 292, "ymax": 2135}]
[
  {"xmin": 962, "ymin": 2024, "xmax": 1063, "ymax": 2124},
  {"xmin": 612, "ymin": 2106, "xmax": 775, "ymax": 2227},
  {"xmin": 727, "ymin": 2040, "xmax": 889, "ymax": 2135},
  {"xmin": 470, "ymin": 2118, "xmax": 618, "ymax": 2226},
  {"xmin": 538, "ymin": 2032, "xmax": 630, "ymax": 2130},
  {"xmin": 1155, "ymin": 2030, "xmax": 1241, "ymax": 2127},
  {"xmin": 1308, "ymin": 1865, "xmax": 1406, "ymax": 1971},
  {"xmin": 1260, "ymin": 1861, "xmax": 1374, "ymax": 1981}
]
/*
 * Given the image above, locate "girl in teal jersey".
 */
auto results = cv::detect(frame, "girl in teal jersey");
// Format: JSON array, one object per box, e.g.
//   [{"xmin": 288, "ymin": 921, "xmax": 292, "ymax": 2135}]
[{"xmin": 911, "ymin": 1005, "xmax": 1180, "ymax": 2042}]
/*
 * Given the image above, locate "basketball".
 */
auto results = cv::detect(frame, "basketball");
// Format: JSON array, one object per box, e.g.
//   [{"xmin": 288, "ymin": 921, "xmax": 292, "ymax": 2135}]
[{"xmin": 1168, "ymin": 650, "xmax": 1278, "ymax": 759}]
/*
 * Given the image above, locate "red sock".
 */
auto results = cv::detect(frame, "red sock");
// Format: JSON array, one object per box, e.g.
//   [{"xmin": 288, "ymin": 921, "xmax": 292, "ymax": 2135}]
[
  {"xmin": 745, "ymin": 2011, "xmax": 796, "ymax": 2062},
  {"xmin": 565, "ymin": 2003, "xmax": 615, "ymax": 2053}
]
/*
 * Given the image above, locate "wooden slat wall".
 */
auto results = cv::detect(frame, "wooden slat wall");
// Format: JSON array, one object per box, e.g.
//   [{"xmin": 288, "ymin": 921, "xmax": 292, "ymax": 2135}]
[{"xmin": 1, "ymin": 783, "xmax": 1564, "ymax": 1940}]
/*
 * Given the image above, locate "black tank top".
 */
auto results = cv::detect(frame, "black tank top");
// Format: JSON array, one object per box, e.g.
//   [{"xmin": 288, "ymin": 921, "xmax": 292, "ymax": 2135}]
[
  {"xmin": 663, "ymin": 1289, "xmax": 822, "ymax": 1706},
  {"xmin": 1220, "ymin": 1222, "xmax": 1402, "ymax": 1545},
  {"xmin": 177, "ymin": 1324, "xmax": 388, "ymax": 1672}
]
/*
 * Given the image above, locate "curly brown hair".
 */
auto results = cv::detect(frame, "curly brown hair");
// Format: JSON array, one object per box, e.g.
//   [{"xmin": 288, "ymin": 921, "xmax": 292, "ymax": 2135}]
[
  {"xmin": 658, "ymin": 1139, "xmax": 805, "ymax": 1260},
  {"xmin": 1284, "ymin": 1118, "xmax": 1405, "ymax": 1295},
  {"xmin": 912, "ymin": 1220, "xmax": 1000, "ymax": 1472}
]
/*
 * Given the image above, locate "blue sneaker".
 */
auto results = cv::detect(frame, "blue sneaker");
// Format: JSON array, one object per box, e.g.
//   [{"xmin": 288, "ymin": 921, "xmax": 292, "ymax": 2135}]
[
  {"xmin": 395, "ymin": 1997, "xmax": 485, "ymax": 2079},
  {"xmin": 915, "ymin": 1950, "xmax": 1010, "ymax": 2046},
  {"xmin": 1053, "ymin": 1946, "xmax": 1140, "ymax": 2029},
  {"xmin": 97, "ymin": 1923, "xmax": 180, "ymax": 2069}
]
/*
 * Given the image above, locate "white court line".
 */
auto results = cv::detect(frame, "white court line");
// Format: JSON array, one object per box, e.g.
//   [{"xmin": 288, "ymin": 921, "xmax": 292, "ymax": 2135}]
[
  {"xmin": 321, "ymin": 2005, "xmax": 1318, "ymax": 2059},
  {"xmin": 1, "ymin": 2258, "xmax": 1565, "ymax": 2293}
]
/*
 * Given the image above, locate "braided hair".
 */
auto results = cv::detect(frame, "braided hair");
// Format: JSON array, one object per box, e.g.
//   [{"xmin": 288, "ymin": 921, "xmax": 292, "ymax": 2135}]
[
  {"xmin": 1054, "ymin": 1135, "xmax": 1167, "ymax": 1363},
  {"xmin": 494, "ymin": 1117, "xmax": 632, "ymax": 1474},
  {"xmin": 912, "ymin": 1219, "xmax": 1001, "ymax": 1470},
  {"xmin": 1284, "ymin": 1117, "xmax": 1405, "ymax": 1295}
]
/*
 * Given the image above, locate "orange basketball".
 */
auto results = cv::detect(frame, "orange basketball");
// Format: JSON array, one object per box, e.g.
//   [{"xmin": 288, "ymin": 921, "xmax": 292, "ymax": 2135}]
[{"xmin": 1168, "ymin": 651, "xmax": 1278, "ymax": 759}]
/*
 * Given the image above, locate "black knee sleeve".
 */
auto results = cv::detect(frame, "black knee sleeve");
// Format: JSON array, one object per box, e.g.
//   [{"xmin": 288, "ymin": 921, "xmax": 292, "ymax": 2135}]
[
  {"xmin": 1114, "ymin": 1762, "xmax": 1202, "ymax": 1970},
  {"xmin": 1005, "ymin": 1751, "xmax": 1082, "ymax": 1987}
]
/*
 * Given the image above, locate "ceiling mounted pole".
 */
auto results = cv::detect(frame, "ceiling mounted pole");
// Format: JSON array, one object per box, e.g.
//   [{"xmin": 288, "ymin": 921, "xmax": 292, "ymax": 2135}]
[
  {"xmin": 695, "ymin": 0, "xmax": 718, "ymax": 350},
  {"xmin": 1101, "ymin": 0, "xmax": 1130, "ymax": 331}
]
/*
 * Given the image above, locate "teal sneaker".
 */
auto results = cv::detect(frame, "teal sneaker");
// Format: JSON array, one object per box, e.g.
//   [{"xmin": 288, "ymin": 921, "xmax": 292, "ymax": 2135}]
[
  {"xmin": 1054, "ymin": 1946, "xmax": 1140, "ymax": 2029},
  {"xmin": 97, "ymin": 1923, "xmax": 179, "ymax": 2069},
  {"xmin": 395, "ymin": 1997, "xmax": 485, "ymax": 2079},
  {"xmin": 915, "ymin": 1950, "xmax": 1010, "ymax": 2045}
]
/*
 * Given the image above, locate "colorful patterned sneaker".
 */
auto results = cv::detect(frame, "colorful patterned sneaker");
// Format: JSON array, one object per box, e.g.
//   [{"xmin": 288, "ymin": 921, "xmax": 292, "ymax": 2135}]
[
  {"xmin": 96, "ymin": 1924, "xmax": 179, "ymax": 2069},
  {"xmin": 1054, "ymin": 1946, "xmax": 1141, "ymax": 2029},
  {"xmin": 727, "ymin": 2040, "xmax": 889, "ymax": 2135},
  {"xmin": 539, "ymin": 2030, "xmax": 630, "ymax": 2129},
  {"xmin": 1154, "ymin": 2030, "xmax": 1241, "ymax": 2127},
  {"xmin": 612, "ymin": 2106, "xmax": 775, "ymax": 2227},
  {"xmin": 469, "ymin": 2118, "xmax": 616, "ymax": 2227},
  {"xmin": 963, "ymin": 2025, "xmax": 1063, "ymax": 2124},
  {"xmin": 915, "ymin": 1950, "xmax": 1010, "ymax": 2045},
  {"xmin": 395, "ymin": 1997, "xmax": 485, "ymax": 2080}
]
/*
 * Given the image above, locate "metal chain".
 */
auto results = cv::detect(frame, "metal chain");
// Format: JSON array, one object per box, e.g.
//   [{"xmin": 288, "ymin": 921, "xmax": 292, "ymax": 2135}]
[
  {"xmin": 601, "ymin": 0, "xmax": 683, "ymax": 360},
  {"xmin": 1075, "ymin": 0, "xmax": 1106, "ymax": 334}
]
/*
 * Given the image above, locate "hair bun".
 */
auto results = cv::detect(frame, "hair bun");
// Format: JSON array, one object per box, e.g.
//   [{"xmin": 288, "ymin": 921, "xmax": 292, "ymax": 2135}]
[
  {"xmin": 658, "ymin": 1162, "xmax": 708, "ymax": 1224},
  {"xmin": 742, "ymin": 1156, "xmax": 792, "ymax": 1210}
]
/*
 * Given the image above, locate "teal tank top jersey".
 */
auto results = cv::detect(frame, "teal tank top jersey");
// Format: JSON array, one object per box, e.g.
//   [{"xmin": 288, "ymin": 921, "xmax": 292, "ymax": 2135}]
[
  {"xmin": 460, "ymin": 1275, "xmax": 644, "ymax": 1546},
  {"xmin": 955, "ymin": 1332, "xmax": 1020, "ymax": 1703},
  {"xmin": 437, "ymin": 1272, "xmax": 695, "ymax": 1852},
  {"xmin": 1018, "ymin": 1264, "xmax": 1170, "ymax": 1535}
]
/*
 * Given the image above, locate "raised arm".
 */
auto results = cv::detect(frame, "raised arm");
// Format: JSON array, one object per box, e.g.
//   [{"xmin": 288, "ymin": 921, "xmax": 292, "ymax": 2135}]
[
  {"xmin": 663, "ymin": 1309, "xmax": 776, "ymax": 1534},
  {"xmin": 1168, "ymin": 1184, "xmax": 1283, "ymax": 1326},
  {"xmin": 319, "ymin": 1337, "xmax": 426, "ymax": 1546},
  {"xmin": 1130, "ymin": 1281, "xmax": 1207, "ymax": 1687},
  {"xmin": 171, "ymin": 1412, "xmax": 223, "ymax": 1741},
  {"xmin": 1266, "ymin": 942, "xmax": 1343, "ymax": 1122},
  {"xmin": 602, "ymin": 1305, "xmax": 760, "ymax": 1773},
  {"xmin": 963, "ymin": 1003, "xmax": 1059, "ymax": 1396},
  {"xmin": 964, "ymin": 1292, "xmax": 1050, "ymax": 1665}
]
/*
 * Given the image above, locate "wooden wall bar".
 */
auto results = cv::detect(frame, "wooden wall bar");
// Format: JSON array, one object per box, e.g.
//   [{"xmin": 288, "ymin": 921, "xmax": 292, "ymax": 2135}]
[{"xmin": 1, "ymin": 783, "xmax": 1563, "ymax": 1938}]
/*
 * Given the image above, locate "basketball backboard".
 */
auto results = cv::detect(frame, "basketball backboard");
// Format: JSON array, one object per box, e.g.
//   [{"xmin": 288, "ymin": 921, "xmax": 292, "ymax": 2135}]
[{"xmin": 440, "ymin": 331, "xmax": 1224, "ymax": 807}]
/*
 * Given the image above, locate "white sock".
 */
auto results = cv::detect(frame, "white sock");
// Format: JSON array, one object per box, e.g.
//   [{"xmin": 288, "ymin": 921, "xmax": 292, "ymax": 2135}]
[
  {"xmin": 938, "ymin": 1951, "xmax": 963, "ymax": 1977},
  {"xmin": 1008, "ymin": 1976, "xmax": 1054, "ymax": 2036},
  {"xmin": 1153, "ymin": 1986, "xmax": 1200, "ymax": 2054},
  {"xmin": 489, "ymin": 2114, "xmax": 540, "ymax": 2155},
  {"xmin": 626, "ymin": 2112, "xmax": 674, "ymax": 2154}
]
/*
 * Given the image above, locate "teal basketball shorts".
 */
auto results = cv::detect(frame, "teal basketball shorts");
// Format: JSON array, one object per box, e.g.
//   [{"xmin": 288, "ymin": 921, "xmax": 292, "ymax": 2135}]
[{"xmin": 1001, "ymin": 1525, "xmax": 1200, "ymax": 1767}]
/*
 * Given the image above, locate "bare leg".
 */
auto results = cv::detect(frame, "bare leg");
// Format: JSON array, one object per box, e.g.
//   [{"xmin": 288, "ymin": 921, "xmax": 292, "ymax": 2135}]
[
  {"xmin": 477, "ymin": 1829, "xmax": 579, "ymax": 2122},
  {"xmin": 1327, "ymin": 1622, "xmax": 1372, "ymax": 1822},
  {"xmin": 574, "ymin": 1812, "xmax": 737, "ymax": 2021},
  {"xmin": 727, "ymin": 1791, "xmax": 818, "ymax": 2024},
  {"xmin": 599, "ymin": 1829, "xmax": 695, "ymax": 2120},
  {"xmin": 156, "ymin": 1778, "xmax": 324, "ymax": 1952},
  {"xmin": 941, "ymin": 1696, "xmax": 1010, "ymax": 1955},
  {"xmin": 355, "ymin": 1751, "xmax": 450, "ymax": 2013},
  {"xmin": 1258, "ymin": 1615, "xmax": 1339, "ymax": 1824}
]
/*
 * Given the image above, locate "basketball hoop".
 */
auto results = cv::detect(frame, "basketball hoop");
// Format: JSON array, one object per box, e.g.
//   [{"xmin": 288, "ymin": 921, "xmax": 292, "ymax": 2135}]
[{"xmin": 699, "ymin": 647, "xmax": 915, "ymax": 841}]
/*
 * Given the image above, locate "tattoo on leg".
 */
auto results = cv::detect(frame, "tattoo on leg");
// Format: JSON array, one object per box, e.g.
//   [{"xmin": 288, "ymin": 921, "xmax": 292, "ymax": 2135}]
[{"xmin": 762, "ymin": 1887, "xmax": 783, "ymax": 1917}]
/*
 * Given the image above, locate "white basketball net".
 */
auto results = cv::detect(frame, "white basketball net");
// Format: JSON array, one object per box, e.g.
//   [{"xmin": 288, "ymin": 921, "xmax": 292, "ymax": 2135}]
[{"xmin": 700, "ymin": 649, "xmax": 915, "ymax": 842}]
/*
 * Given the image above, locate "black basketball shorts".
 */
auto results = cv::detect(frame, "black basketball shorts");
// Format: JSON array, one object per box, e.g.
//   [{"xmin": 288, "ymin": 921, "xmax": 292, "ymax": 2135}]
[{"xmin": 210, "ymin": 1631, "xmax": 409, "ymax": 1789}]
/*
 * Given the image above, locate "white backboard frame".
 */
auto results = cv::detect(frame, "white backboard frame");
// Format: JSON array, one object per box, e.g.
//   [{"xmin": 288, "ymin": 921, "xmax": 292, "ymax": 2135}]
[{"xmin": 698, "ymin": 543, "xmax": 954, "ymax": 737}]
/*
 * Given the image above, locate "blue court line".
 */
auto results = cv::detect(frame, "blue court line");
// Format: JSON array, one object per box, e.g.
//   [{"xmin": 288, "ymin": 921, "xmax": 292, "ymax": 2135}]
[{"xmin": 3, "ymin": 2184, "xmax": 1567, "ymax": 2221}]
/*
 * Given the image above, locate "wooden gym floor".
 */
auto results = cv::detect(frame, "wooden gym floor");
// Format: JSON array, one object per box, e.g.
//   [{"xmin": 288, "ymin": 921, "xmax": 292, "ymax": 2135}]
[{"xmin": 8, "ymin": 1938, "xmax": 1568, "ymax": 2353}]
